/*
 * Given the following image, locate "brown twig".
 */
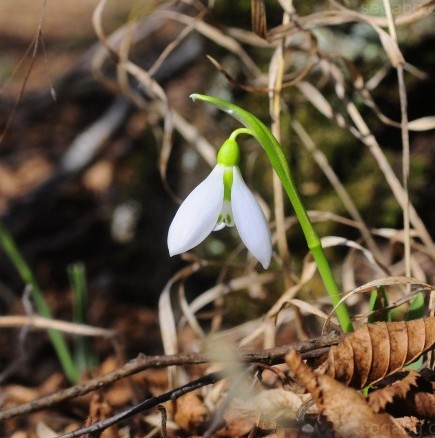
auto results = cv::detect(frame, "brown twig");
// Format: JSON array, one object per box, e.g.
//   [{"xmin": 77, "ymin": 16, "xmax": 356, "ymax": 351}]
[
  {"xmin": 0, "ymin": 333, "xmax": 340, "ymax": 421},
  {"xmin": 157, "ymin": 404, "xmax": 169, "ymax": 438},
  {"xmin": 57, "ymin": 372, "xmax": 221, "ymax": 438}
]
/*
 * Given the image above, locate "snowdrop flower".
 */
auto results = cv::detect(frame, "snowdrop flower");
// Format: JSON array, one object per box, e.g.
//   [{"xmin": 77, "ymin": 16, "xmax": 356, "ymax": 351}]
[{"xmin": 168, "ymin": 138, "xmax": 272, "ymax": 268}]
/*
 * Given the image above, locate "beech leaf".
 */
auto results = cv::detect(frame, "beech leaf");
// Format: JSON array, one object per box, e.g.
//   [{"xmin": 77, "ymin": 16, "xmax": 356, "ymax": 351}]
[
  {"xmin": 321, "ymin": 318, "xmax": 435, "ymax": 389},
  {"xmin": 286, "ymin": 349, "xmax": 408, "ymax": 438}
]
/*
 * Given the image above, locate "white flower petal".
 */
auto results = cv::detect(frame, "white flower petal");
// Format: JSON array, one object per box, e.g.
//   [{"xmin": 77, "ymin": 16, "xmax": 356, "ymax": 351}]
[
  {"xmin": 213, "ymin": 222, "xmax": 226, "ymax": 231},
  {"xmin": 231, "ymin": 167, "xmax": 272, "ymax": 269},
  {"xmin": 168, "ymin": 165, "xmax": 224, "ymax": 256}
]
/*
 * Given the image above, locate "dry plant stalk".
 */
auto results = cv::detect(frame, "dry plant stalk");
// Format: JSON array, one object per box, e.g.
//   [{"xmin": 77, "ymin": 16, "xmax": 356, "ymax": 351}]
[
  {"xmin": 321, "ymin": 318, "xmax": 435, "ymax": 388},
  {"xmin": 286, "ymin": 349, "xmax": 408, "ymax": 438},
  {"xmin": 251, "ymin": 0, "xmax": 267, "ymax": 39}
]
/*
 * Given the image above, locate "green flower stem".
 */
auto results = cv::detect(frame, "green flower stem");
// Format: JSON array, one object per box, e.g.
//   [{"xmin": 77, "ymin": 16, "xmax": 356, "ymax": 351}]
[
  {"xmin": 229, "ymin": 128, "xmax": 252, "ymax": 141},
  {"xmin": 0, "ymin": 222, "xmax": 79, "ymax": 383},
  {"xmin": 191, "ymin": 94, "xmax": 354, "ymax": 333}
]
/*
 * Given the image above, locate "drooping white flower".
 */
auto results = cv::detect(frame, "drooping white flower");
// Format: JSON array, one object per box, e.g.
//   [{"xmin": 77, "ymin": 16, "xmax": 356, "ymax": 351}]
[{"xmin": 167, "ymin": 138, "xmax": 272, "ymax": 268}]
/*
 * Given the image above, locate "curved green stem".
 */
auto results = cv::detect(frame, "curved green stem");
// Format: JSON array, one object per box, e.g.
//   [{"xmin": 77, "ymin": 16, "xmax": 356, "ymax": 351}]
[
  {"xmin": 191, "ymin": 94, "xmax": 353, "ymax": 332},
  {"xmin": 229, "ymin": 128, "xmax": 252, "ymax": 141}
]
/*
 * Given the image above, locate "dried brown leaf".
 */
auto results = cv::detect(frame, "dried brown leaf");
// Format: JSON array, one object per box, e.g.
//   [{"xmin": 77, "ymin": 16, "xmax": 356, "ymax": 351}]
[
  {"xmin": 233, "ymin": 388, "xmax": 307, "ymax": 421},
  {"xmin": 219, "ymin": 388, "xmax": 309, "ymax": 436},
  {"xmin": 393, "ymin": 416, "xmax": 422, "ymax": 434},
  {"xmin": 221, "ymin": 406, "xmax": 259, "ymax": 437},
  {"xmin": 286, "ymin": 349, "xmax": 408, "ymax": 438},
  {"xmin": 83, "ymin": 161, "xmax": 114, "ymax": 193},
  {"xmin": 368, "ymin": 370, "xmax": 435, "ymax": 420},
  {"xmin": 85, "ymin": 393, "xmax": 119, "ymax": 438},
  {"xmin": 322, "ymin": 318, "xmax": 435, "ymax": 388},
  {"xmin": 173, "ymin": 390, "xmax": 209, "ymax": 432},
  {"xmin": 412, "ymin": 392, "xmax": 435, "ymax": 419},
  {"xmin": 368, "ymin": 371, "xmax": 420, "ymax": 413}
]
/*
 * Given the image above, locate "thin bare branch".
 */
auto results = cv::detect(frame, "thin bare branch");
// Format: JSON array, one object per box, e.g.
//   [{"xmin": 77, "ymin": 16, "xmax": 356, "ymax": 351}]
[
  {"xmin": 57, "ymin": 372, "xmax": 221, "ymax": 438},
  {"xmin": 0, "ymin": 333, "xmax": 340, "ymax": 421}
]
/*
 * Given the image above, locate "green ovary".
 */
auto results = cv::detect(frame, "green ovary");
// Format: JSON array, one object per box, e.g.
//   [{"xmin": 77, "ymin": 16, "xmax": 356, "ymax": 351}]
[{"xmin": 217, "ymin": 138, "xmax": 240, "ymax": 167}]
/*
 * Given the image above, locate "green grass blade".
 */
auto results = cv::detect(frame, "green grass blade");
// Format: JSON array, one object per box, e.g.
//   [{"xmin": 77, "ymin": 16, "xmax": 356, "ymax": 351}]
[
  {"xmin": 368, "ymin": 286, "xmax": 391, "ymax": 323},
  {"xmin": 69, "ymin": 263, "xmax": 87, "ymax": 324},
  {"xmin": 407, "ymin": 292, "xmax": 425, "ymax": 321},
  {"xmin": 404, "ymin": 292, "xmax": 426, "ymax": 370},
  {"xmin": 68, "ymin": 262, "xmax": 98, "ymax": 372},
  {"xmin": 0, "ymin": 222, "xmax": 78, "ymax": 383}
]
